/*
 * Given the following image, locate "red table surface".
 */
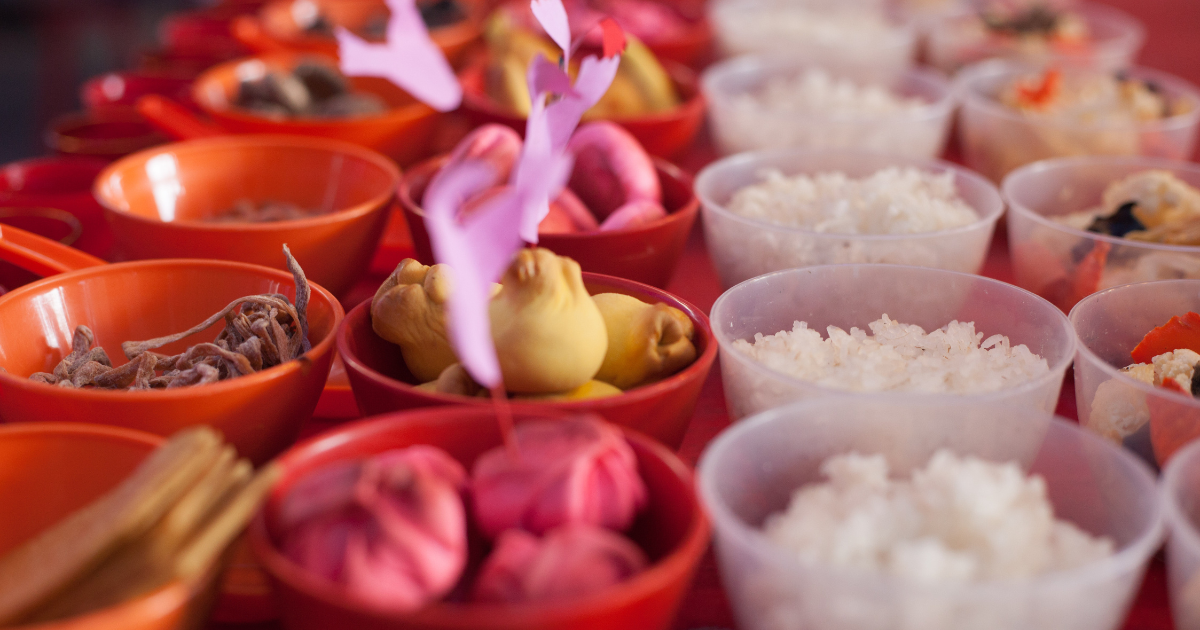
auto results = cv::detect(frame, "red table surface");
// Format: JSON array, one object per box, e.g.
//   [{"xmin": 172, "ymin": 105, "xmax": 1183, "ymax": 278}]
[{"xmin": 217, "ymin": 0, "xmax": 1199, "ymax": 627}]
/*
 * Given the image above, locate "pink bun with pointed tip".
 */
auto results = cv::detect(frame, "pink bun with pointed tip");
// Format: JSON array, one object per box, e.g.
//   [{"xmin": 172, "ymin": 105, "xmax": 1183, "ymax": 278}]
[
  {"xmin": 444, "ymin": 124, "xmax": 524, "ymax": 187},
  {"xmin": 599, "ymin": 199, "xmax": 668, "ymax": 231},
  {"xmin": 566, "ymin": 122, "xmax": 660, "ymax": 220}
]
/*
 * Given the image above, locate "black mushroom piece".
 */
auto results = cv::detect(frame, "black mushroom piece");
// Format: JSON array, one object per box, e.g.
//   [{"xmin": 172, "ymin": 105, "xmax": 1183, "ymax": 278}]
[{"xmin": 1087, "ymin": 201, "xmax": 1145, "ymax": 237}]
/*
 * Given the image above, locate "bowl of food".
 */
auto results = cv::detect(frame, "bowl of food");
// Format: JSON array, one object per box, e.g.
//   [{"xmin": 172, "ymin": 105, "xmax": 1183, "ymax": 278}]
[
  {"xmin": 1005, "ymin": 156, "xmax": 1200, "ymax": 312},
  {"xmin": 142, "ymin": 53, "xmax": 441, "ymax": 165},
  {"xmin": 93, "ymin": 134, "xmax": 400, "ymax": 297},
  {"xmin": 248, "ymin": 406, "xmax": 710, "ymax": 630},
  {"xmin": 708, "ymin": 0, "xmax": 916, "ymax": 80},
  {"xmin": 957, "ymin": 60, "xmax": 1200, "ymax": 182},
  {"xmin": 231, "ymin": 0, "xmax": 481, "ymax": 67},
  {"xmin": 458, "ymin": 20, "xmax": 705, "ymax": 159},
  {"xmin": 399, "ymin": 123, "xmax": 699, "ymax": 288},
  {"xmin": 709, "ymin": 264, "xmax": 1075, "ymax": 420},
  {"xmin": 1162, "ymin": 438, "xmax": 1200, "ymax": 630},
  {"xmin": 702, "ymin": 56, "xmax": 954, "ymax": 157},
  {"xmin": 0, "ymin": 156, "xmax": 112, "ymax": 258},
  {"xmin": 697, "ymin": 397, "xmax": 1162, "ymax": 630},
  {"xmin": 1069, "ymin": 279, "xmax": 1200, "ymax": 467},
  {"xmin": 695, "ymin": 148, "xmax": 1005, "ymax": 289},
  {"xmin": 927, "ymin": 2, "xmax": 1145, "ymax": 75},
  {"xmin": 0, "ymin": 242, "xmax": 343, "ymax": 464},
  {"xmin": 45, "ymin": 110, "xmax": 170, "ymax": 162},
  {"xmin": 338, "ymin": 248, "xmax": 717, "ymax": 449}
]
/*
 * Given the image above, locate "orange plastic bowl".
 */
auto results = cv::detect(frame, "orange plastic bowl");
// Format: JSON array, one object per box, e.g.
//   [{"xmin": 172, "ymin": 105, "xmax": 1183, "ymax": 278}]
[
  {"xmin": 231, "ymin": 0, "xmax": 481, "ymax": 67},
  {"xmin": 93, "ymin": 135, "xmax": 400, "ymax": 297},
  {"xmin": 188, "ymin": 53, "xmax": 440, "ymax": 165},
  {"xmin": 0, "ymin": 423, "xmax": 196, "ymax": 630},
  {"xmin": 336, "ymin": 272, "xmax": 717, "ymax": 449},
  {"xmin": 248, "ymin": 406, "xmax": 710, "ymax": 630},
  {"xmin": 459, "ymin": 59, "xmax": 706, "ymax": 159},
  {"xmin": 399, "ymin": 156, "xmax": 698, "ymax": 288},
  {"xmin": 0, "ymin": 259, "xmax": 344, "ymax": 464}
]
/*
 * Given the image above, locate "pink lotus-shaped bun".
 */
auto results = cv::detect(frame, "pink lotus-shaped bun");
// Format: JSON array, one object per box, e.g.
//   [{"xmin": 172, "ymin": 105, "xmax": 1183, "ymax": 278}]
[
  {"xmin": 471, "ymin": 417, "xmax": 648, "ymax": 538},
  {"xmin": 566, "ymin": 121, "xmax": 662, "ymax": 221},
  {"xmin": 280, "ymin": 446, "xmax": 468, "ymax": 613},
  {"xmin": 472, "ymin": 524, "xmax": 648, "ymax": 603}
]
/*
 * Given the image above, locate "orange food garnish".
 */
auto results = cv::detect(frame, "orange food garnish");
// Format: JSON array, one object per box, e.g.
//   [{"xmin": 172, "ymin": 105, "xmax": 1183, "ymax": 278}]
[
  {"xmin": 1131, "ymin": 311, "xmax": 1200, "ymax": 364},
  {"xmin": 1016, "ymin": 69, "xmax": 1062, "ymax": 109}
]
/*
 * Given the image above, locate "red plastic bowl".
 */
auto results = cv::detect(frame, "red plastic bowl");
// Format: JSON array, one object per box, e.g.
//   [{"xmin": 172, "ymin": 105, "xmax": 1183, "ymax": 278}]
[
  {"xmin": 81, "ymin": 71, "xmax": 196, "ymax": 115},
  {"xmin": 248, "ymin": 406, "xmax": 710, "ymax": 630},
  {"xmin": 336, "ymin": 272, "xmax": 717, "ymax": 449},
  {"xmin": 45, "ymin": 110, "xmax": 169, "ymax": 161},
  {"xmin": 399, "ymin": 156, "xmax": 698, "ymax": 288},
  {"xmin": 459, "ymin": 59, "xmax": 706, "ymax": 160},
  {"xmin": 0, "ymin": 156, "xmax": 112, "ymax": 258}
]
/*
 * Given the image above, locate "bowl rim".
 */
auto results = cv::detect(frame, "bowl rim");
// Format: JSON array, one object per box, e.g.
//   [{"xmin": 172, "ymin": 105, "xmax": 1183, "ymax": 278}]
[
  {"xmin": 1161, "ymin": 437, "xmax": 1200, "ymax": 560},
  {"xmin": 693, "ymin": 147, "xmax": 1005, "ymax": 241},
  {"xmin": 0, "ymin": 258, "xmax": 345, "ymax": 401},
  {"xmin": 697, "ymin": 400, "xmax": 1165, "ymax": 597},
  {"xmin": 0, "ymin": 421, "xmax": 166, "ymax": 446},
  {"xmin": 92, "ymin": 133, "xmax": 401, "ymax": 232},
  {"xmin": 929, "ymin": 1, "xmax": 1146, "ymax": 52},
  {"xmin": 336, "ymin": 271, "xmax": 719, "ymax": 407},
  {"xmin": 250, "ymin": 0, "xmax": 482, "ymax": 49},
  {"xmin": 1068, "ymin": 278, "xmax": 1200, "ymax": 409},
  {"xmin": 191, "ymin": 52, "xmax": 436, "ymax": 126},
  {"xmin": 700, "ymin": 54, "xmax": 955, "ymax": 124},
  {"xmin": 955, "ymin": 59, "xmax": 1200, "ymax": 133},
  {"xmin": 399, "ymin": 154, "xmax": 699, "ymax": 239},
  {"xmin": 706, "ymin": 0, "xmax": 917, "ymax": 49},
  {"xmin": 44, "ymin": 110, "xmax": 167, "ymax": 157},
  {"xmin": 1003, "ymin": 154, "xmax": 1200, "ymax": 255},
  {"xmin": 709, "ymin": 263, "xmax": 1077, "ymax": 404},
  {"xmin": 247, "ymin": 406, "xmax": 712, "ymax": 622}
]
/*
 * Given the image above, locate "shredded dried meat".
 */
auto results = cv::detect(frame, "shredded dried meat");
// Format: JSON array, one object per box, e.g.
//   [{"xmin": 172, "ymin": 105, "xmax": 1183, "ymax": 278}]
[{"xmin": 29, "ymin": 246, "xmax": 311, "ymax": 390}]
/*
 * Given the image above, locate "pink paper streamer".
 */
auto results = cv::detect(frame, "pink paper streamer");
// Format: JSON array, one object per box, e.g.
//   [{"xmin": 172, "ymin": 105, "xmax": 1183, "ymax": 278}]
[
  {"xmin": 530, "ymin": 0, "xmax": 573, "ymax": 63},
  {"xmin": 336, "ymin": 0, "xmax": 462, "ymax": 112}
]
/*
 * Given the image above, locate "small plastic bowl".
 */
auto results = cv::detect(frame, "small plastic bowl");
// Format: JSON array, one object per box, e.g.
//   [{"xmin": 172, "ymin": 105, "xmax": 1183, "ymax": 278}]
[
  {"xmin": 1004, "ymin": 156, "xmax": 1200, "ymax": 313},
  {"xmin": 399, "ymin": 156, "xmax": 699, "ymax": 288},
  {"xmin": 708, "ymin": 0, "xmax": 916, "ymax": 80},
  {"xmin": 695, "ymin": 148, "xmax": 1004, "ymax": 289},
  {"xmin": 45, "ymin": 110, "xmax": 169, "ymax": 161},
  {"xmin": 0, "ymin": 423, "xmax": 202, "ymax": 630},
  {"xmin": 1069, "ymin": 279, "xmax": 1200, "ymax": 467},
  {"xmin": 957, "ymin": 60, "xmax": 1200, "ymax": 182},
  {"xmin": 927, "ymin": 2, "xmax": 1145, "ymax": 75},
  {"xmin": 458, "ymin": 59, "xmax": 706, "ymax": 160},
  {"xmin": 230, "ymin": 0, "xmax": 482, "ymax": 67},
  {"xmin": 702, "ymin": 55, "xmax": 954, "ymax": 157},
  {"xmin": 248, "ymin": 406, "xmax": 710, "ymax": 630},
  {"xmin": 1163, "ymin": 438, "xmax": 1200, "ymax": 630},
  {"xmin": 81, "ymin": 71, "xmax": 196, "ymax": 114},
  {"xmin": 337, "ymin": 273, "xmax": 717, "ymax": 449},
  {"xmin": 0, "ymin": 156, "xmax": 111, "ymax": 258},
  {"xmin": 187, "ymin": 53, "xmax": 441, "ymax": 166},
  {"xmin": 709, "ymin": 264, "xmax": 1075, "ymax": 420},
  {"xmin": 0, "ymin": 207, "xmax": 82, "ymax": 245},
  {"xmin": 93, "ymin": 134, "xmax": 400, "ymax": 297},
  {"xmin": 697, "ymin": 397, "xmax": 1163, "ymax": 630},
  {"xmin": 0, "ymin": 258, "xmax": 344, "ymax": 465}
]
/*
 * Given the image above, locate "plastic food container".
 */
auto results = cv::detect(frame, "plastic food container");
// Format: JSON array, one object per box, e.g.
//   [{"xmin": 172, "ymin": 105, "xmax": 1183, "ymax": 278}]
[
  {"xmin": 957, "ymin": 60, "xmax": 1200, "ymax": 182},
  {"xmin": 702, "ymin": 56, "xmax": 954, "ymax": 157},
  {"xmin": 709, "ymin": 264, "xmax": 1075, "ymax": 420},
  {"xmin": 1163, "ymin": 438, "xmax": 1200, "ymax": 630},
  {"xmin": 708, "ymin": 0, "xmax": 916, "ymax": 80},
  {"xmin": 1070, "ymin": 279, "xmax": 1200, "ymax": 467},
  {"xmin": 248, "ymin": 406, "xmax": 710, "ymax": 630},
  {"xmin": 400, "ymin": 156, "xmax": 699, "ymax": 288},
  {"xmin": 1005, "ymin": 156, "xmax": 1200, "ymax": 313},
  {"xmin": 697, "ymin": 397, "xmax": 1163, "ymax": 630},
  {"xmin": 0, "ymin": 423, "xmax": 205, "ymax": 630},
  {"xmin": 695, "ymin": 149, "xmax": 1004, "ymax": 289},
  {"xmin": 336, "ymin": 273, "xmax": 717, "ymax": 449},
  {"xmin": 927, "ymin": 3, "xmax": 1144, "ymax": 75},
  {"xmin": 93, "ymin": 134, "xmax": 400, "ymax": 297}
]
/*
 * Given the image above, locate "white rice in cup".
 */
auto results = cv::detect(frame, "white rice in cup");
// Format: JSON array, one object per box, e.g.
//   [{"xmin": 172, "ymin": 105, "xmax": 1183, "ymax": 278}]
[{"xmin": 695, "ymin": 149, "xmax": 1003, "ymax": 290}]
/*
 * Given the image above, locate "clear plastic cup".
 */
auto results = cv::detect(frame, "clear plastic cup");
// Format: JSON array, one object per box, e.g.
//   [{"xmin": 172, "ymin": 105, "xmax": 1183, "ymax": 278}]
[
  {"xmin": 701, "ymin": 55, "xmax": 954, "ymax": 157},
  {"xmin": 697, "ymin": 397, "xmax": 1163, "ymax": 630},
  {"xmin": 708, "ymin": 0, "xmax": 916, "ymax": 79},
  {"xmin": 695, "ymin": 149, "xmax": 1004, "ymax": 290},
  {"xmin": 957, "ymin": 60, "xmax": 1200, "ymax": 182},
  {"xmin": 927, "ymin": 3, "xmax": 1145, "ymax": 75},
  {"xmin": 709, "ymin": 264, "xmax": 1075, "ymax": 420},
  {"xmin": 1162, "ymin": 439, "xmax": 1200, "ymax": 630},
  {"xmin": 1069, "ymin": 279, "xmax": 1200, "ymax": 467},
  {"xmin": 1005, "ymin": 156, "xmax": 1200, "ymax": 313}
]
